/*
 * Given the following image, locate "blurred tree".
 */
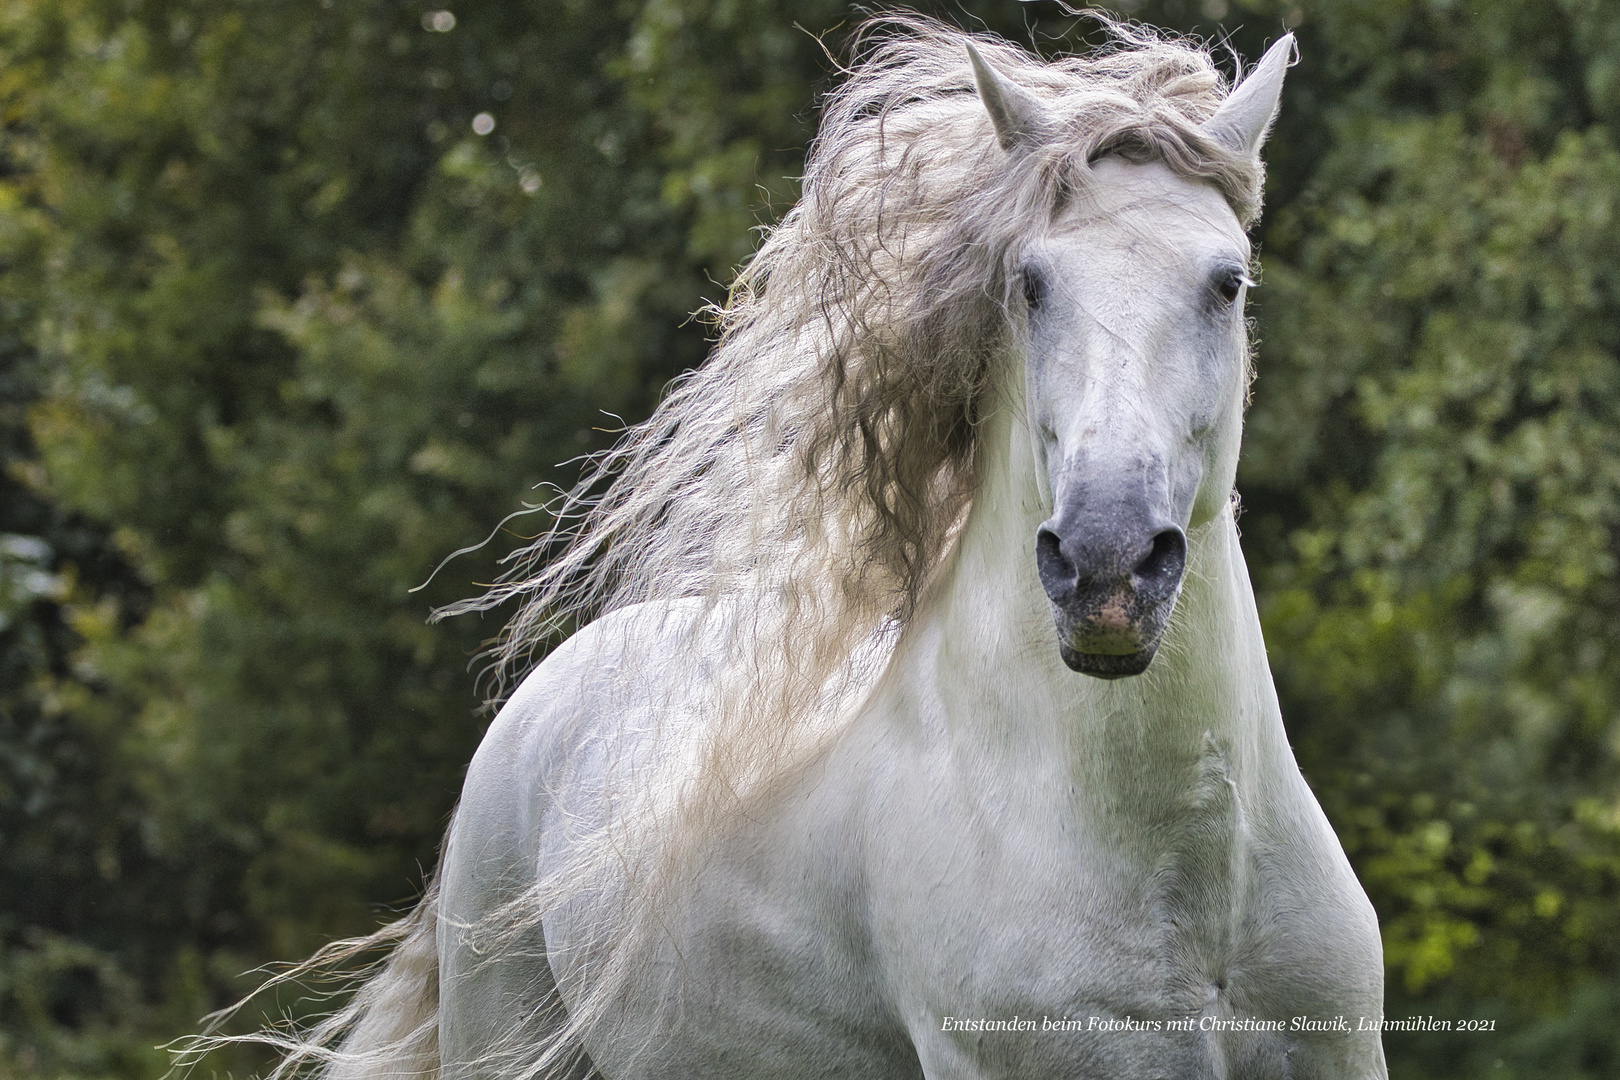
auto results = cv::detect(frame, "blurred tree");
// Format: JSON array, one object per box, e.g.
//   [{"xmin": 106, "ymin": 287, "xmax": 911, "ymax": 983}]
[
  {"xmin": 0, "ymin": 0, "xmax": 700, "ymax": 1071},
  {"xmin": 2, "ymin": 0, "xmax": 1620, "ymax": 1078},
  {"xmin": 1, "ymin": 272, "xmax": 158, "ymax": 1075},
  {"xmin": 1238, "ymin": 2, "xmax": 1620, "ymax": 1075}
]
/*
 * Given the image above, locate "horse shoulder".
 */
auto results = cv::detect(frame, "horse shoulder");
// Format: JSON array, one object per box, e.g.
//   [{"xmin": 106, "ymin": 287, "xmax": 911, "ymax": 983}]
[
  {"xmin": 437, "ymin": 600, "xmax": 709, "ymax": 1069},
  {"xmin": 444, "ymin": 597, "xmax": 711, "ymax": 891}
]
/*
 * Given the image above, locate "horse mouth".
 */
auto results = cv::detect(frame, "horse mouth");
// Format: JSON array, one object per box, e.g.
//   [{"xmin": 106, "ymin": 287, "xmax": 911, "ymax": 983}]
[
  {"xmin": 1035, "ymin": 515, "xmax": 1187, "ymax": 680},
  {"xmin": 1050, "ymin": 585, "xmax": 1176, "ymax": 679},
  {"xmin": 1058, "ymin": 642, "xmax": 1157, "ymax": 679}
]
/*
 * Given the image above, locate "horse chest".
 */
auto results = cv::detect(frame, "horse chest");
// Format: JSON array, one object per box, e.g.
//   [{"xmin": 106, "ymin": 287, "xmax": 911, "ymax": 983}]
[
  {"xmin": 872, "ymin": 749, "xmax": 1248, "ymax": 996},
  {"xmin": 844, "ymin": 730, "xmax": 1382, "ymax": 1079}
]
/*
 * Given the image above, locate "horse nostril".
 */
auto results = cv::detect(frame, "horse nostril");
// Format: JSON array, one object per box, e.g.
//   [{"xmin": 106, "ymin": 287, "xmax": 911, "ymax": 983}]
[
  {"xmin": 1134, "ymin": 528, "xmax": 1186, "ymax": 593},
  {"xmin": 1035, "ymin": 527, "xmax": 1077, "ymax": 601}
]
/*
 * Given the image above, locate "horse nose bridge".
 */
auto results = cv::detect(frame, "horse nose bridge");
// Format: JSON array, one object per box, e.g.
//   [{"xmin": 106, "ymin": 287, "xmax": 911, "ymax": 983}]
[{"xmin": 1049, "ymin": 349, "xmax": 1169, "ymax": 453}]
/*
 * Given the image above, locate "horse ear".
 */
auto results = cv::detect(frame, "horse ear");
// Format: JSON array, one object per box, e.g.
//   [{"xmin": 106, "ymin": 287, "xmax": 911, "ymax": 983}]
[
  {"xmin": 1202, "ymin": 33, "xmax": 1295, "ymax": 158},
  {"xmin": 967, "ymin": 42, "xmax": 1052, "ymax": 153}
]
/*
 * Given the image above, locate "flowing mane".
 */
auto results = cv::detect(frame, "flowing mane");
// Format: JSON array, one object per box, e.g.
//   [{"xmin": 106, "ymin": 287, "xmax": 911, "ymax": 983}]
[{"xmin": 446, "ymin": 15, "xmax": 1263, "ymax": 709}]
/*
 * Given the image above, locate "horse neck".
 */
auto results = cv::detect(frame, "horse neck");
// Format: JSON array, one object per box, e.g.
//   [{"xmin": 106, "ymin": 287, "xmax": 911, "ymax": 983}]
[{"xmin": 902, "ymin": 377, "xmax": 1289, "ymax": 824}]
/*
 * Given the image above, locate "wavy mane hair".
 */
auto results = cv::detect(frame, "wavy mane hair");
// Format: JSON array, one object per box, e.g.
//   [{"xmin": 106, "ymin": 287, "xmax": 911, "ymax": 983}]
[{"xmin": 202, "ymin": 16, "xmax": 1269, "ymax": 1080}]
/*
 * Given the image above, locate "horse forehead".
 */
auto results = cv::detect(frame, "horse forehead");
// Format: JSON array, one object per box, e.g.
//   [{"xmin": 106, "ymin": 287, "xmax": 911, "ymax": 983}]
[{"xmin": 1049, "ymin": 158, "xmax": 1247, "ymax": 269}]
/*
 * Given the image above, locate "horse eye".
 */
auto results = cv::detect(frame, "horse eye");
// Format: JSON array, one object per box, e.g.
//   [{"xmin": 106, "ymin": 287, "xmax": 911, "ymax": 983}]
[
  {"xmin": 1215, "ymin": 271, "xmax": 1244, "ymax": 305},
  {"xmin": 1022, "ymin": 268, "xmax": 1047, "ymax": 311}
]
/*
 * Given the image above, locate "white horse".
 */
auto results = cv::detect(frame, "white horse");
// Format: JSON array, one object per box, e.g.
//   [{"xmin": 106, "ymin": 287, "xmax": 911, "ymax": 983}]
[{"xmin": 250, "ymin": 17, "xmax": 1387, "ymax": 1080}]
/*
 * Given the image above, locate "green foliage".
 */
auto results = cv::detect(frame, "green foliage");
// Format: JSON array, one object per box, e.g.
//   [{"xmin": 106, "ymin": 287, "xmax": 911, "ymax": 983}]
[
  {"xmin": 2, "ymin": 0, "xmax": 1620, "ymax": 1077},
  {"xmin": 1236, "ymin": 0, "xmax": 1620, "ymax": 1072}
]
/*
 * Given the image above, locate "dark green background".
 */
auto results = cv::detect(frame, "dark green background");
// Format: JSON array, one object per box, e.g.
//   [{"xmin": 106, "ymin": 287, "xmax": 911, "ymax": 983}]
[{"xmin": 1, "ymin": 0, "xmax": 1617, "ymax": 1076}]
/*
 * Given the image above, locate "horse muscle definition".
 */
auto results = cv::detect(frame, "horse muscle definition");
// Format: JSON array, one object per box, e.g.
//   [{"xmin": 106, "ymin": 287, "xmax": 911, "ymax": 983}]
[{"xmin": 202, "ymin": 16, "xmax": 1387, "ymax": 1080}]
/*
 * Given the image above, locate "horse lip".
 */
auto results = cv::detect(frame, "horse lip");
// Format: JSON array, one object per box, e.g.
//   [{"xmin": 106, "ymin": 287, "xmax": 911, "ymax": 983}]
[
  {"xmin": 1062, "ymin": 621, "xmax": 1152, "ymax": 660},
  {"xmin": 1068, "ymin": 633, "xmax": 1145, "ymax": 656},
  {"xmin": 1050, "ymin": 582, "xmax": 1177, "ymax": 677},
  {"xmin": 1084, "ymin": 587, "xmax": 1135, "ymax": 637},
  {"xmin": 1059, "ymin": 641, "xmax": 1156, "ymax": 678},
  {"xmin": 1055, "ymin": 585, "xmax": 1166, "ymax": 641}
]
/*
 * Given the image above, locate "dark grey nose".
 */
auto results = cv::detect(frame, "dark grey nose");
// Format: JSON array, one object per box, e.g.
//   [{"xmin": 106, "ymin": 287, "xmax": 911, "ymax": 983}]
[{"xmin": 1035, "ymin": 523, "xmax": 1186, "ymax": 608}]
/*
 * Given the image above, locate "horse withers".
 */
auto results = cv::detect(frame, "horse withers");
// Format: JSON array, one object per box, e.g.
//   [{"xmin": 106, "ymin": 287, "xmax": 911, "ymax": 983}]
[{"xmin": 247, "ymin": 18, "xmax": 1388, "ymax": 1080}]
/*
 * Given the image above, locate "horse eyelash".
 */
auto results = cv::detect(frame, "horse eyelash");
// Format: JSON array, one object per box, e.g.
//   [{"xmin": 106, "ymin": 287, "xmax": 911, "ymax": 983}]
[{"xmin": 1215, "ymin": 270, "xmax": 1252, "ymax": 304}]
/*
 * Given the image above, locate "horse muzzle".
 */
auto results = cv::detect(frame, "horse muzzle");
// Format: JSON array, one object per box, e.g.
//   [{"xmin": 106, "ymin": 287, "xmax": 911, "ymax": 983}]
[{"xmin": 1035, "ymin": 507, "xmax": 1187, "ymax": 679}]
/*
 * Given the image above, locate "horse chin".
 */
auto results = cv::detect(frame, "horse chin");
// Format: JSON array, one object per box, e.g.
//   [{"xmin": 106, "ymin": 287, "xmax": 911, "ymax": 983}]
[
  {"xmin": 1050, "ymin": 595, "xmax": 1174, "ymax": 679},
  {"xmin": 1058, "ymin": 641, "xmax": 1158, "ymax": 679}
]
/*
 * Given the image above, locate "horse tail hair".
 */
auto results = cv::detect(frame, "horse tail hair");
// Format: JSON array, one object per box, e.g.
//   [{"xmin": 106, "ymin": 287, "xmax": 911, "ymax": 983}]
[
  {"xmin": 315, "ymin": 880, "xmax": 441, "ymax": 1080},
  {"xmin": 174, "ymin": 880, "xmax": 441, "ymax": 1080}
]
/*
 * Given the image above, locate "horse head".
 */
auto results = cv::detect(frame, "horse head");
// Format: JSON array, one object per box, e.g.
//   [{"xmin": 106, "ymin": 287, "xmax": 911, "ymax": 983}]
[{"xmin": 971, "ymin": 35, "xmax": 1292, "ymax": 679}]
